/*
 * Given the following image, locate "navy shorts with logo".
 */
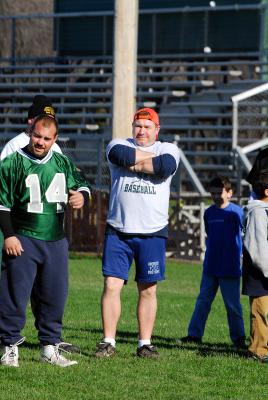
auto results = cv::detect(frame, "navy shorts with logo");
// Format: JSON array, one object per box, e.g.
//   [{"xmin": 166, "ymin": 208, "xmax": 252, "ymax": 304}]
[{"xmin": 102, "ymin": 231, "xmax": 166, "ymax": 283}]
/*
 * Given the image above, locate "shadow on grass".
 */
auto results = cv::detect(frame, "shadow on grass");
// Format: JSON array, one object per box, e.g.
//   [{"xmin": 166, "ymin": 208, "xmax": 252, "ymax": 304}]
[
  {"xmin": 64, "ymin": 326, "xmax": 177, "ymax": 347},
  {"xmin": 177, "ymin": 341, "xmax": 250, "ymax": 359},
  {"xmin": 23, "ymin": 341, "xmax": 40, "ymax": 350},
  {"xmin": 59, "ymin": 326, "xmax": 251, "ymax": 358},
  {"xmin": 23, "ymin": 339, "xmax": 90, "ymax": 357}
]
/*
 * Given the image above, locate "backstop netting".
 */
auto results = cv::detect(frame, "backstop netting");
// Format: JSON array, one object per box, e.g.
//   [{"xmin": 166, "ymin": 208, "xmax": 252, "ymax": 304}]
[{"xmin": 232, "ymin": 83, "xmax": 268, "ymax": 157}]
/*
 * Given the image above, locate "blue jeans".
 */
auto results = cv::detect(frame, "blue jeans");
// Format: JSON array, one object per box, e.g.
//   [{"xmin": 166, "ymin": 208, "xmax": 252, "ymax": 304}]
[{"xmin": 188, "ymin": 272, "xmax": 245, "ymax": 342}]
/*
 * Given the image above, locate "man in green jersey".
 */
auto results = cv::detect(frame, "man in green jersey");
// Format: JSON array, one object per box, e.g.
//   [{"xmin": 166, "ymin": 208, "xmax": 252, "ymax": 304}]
[
  {"xmin": 0, "ymin": 95, "xmax": 81, "ymax": 355},
  {"xmin": 0, "ymin": 114, "xmax": 90, "ymax": 367}
]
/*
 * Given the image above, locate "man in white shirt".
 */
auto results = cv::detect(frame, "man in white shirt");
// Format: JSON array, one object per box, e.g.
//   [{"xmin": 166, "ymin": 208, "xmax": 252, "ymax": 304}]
[
  {"xmin": 95, "ymin": 108, "xmax": 180, "ymax": 358},
  {"xmin": 1, "ymin": 95, "xmax": 61, "ymax": 160}
]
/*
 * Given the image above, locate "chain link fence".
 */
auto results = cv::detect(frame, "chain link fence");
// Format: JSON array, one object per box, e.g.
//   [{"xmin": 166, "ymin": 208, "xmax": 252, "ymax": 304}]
[{"xmin": 0, "ymin": 132, "xmax": 207, "ymax": 260}]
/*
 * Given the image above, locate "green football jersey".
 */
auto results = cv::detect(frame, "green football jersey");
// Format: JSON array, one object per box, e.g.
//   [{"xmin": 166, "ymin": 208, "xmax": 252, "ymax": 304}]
[{"xmin": 0, "ymin": 149, "xmax": 90, "ymax": 241}]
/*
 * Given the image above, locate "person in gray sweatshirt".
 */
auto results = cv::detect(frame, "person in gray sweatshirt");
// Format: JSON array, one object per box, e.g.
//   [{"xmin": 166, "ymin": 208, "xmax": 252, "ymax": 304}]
[{"xmin": 242, "ymin": 172, "xmax": 268, "ymax": 363}]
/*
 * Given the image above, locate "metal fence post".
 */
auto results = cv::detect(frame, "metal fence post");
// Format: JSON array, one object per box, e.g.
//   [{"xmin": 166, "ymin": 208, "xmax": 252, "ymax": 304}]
[
  {"xmin": 96, "ymin": 138, "xmax": 105, "ymax": 255},
  {"xmin": 11, "ymin": 17, "xmax": 16, "ymax": 65}
]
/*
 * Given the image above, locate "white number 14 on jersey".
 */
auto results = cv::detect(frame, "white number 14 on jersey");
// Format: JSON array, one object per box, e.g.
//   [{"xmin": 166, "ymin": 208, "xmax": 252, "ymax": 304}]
[{"xmin": 26, "ymin": 173, "xmax": 68, "ymax": 213}]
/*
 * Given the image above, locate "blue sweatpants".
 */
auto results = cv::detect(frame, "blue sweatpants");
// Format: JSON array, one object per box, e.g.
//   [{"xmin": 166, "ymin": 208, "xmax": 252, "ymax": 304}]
[
  {"xmin": 188, "ymin": 272, "xmax": 245, "ymax": 342},
  {"xmin": 0, "ymin": 235, "xmax": 69, "ymax": 345}
]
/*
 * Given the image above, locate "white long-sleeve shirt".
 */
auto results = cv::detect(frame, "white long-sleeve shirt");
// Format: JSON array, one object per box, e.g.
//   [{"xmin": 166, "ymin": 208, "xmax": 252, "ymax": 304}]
[
  {"xmin": 1, "ymin": 132, "xmax": 62, "ymax": 160},
  {"xmin": 106, "ymin": 138, "xmax": 180, "ymax": 234}
]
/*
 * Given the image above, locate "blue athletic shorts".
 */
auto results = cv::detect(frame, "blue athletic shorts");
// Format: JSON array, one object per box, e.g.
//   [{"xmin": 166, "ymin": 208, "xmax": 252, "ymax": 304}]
[{"xmin": 102, "ymin": 232, "xmax": 166, "ymax": 283}]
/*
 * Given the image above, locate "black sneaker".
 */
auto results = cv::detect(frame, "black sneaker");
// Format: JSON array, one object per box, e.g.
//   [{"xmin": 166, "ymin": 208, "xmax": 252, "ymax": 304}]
[
  {"xmin": 178, "ymin": 335, "xmax": 202, "ymax": 344},
  {"xmin": 136, "ymin": 345, "xmax": 159, "ymax": 358},
  {"xmin": 232, "ymin": 338, "xmax": 247, "ymax": 350},
  {"xmin": 57, "ymin": 342, "xmax": 81, "ymax": 354},
  {"xmin": 95, "ymin": 342, "xmax": 116, "ymax": 358},
  {"xmin": 251, "ymin": 353, "xmax": 268, "ymax": 363}
]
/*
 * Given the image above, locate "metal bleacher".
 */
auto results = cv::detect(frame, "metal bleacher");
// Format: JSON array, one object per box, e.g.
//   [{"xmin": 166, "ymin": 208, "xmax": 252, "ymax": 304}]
[
  {"xmin": 0, "ymin": 2, "xmax": 266, "ymax": 258},
  {"xmin": 0, "ymin": 55, "xmax": 266, "ymax": 191}
]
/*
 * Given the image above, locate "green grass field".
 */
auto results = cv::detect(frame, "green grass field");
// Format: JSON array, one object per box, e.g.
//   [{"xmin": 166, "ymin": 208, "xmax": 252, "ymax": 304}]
[{"xmin": 0, "ymin": 255, "xmax": 267, "ymax": 400}]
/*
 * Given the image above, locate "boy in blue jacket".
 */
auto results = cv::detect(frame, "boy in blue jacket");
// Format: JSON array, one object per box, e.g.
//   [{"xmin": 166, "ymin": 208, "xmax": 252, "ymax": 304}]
[{"xmin": 180, "ymin": 176, "xmax": 245, "ymax": 347}]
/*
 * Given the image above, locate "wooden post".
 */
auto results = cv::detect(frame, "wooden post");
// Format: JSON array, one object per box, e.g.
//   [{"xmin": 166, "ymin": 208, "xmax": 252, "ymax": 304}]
[{"xmin": 112, "ymin": 0, "xmax": 139, "ymax": 139}]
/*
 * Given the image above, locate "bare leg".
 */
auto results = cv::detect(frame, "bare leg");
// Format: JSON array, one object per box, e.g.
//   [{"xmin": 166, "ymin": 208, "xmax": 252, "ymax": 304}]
[
  {"xmin": 137, "ymin": 282, "xmax": 157, "ymax": 340},
  {"xmin": 101, "ymin": 276, "xmax": 124, "ymax": 339}
]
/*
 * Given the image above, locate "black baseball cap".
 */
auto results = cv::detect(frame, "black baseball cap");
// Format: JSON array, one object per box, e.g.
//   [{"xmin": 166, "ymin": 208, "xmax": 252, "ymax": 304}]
[{"xmin": 28, "ymin": 95, "xmax": 55, "ymax": 119}]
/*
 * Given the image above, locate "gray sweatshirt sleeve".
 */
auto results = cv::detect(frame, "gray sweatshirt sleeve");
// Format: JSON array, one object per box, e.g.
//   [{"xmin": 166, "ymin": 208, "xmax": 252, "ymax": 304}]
[{"xmin": 244, "ymin": 208, "xmax": 268, "ymax": 277}]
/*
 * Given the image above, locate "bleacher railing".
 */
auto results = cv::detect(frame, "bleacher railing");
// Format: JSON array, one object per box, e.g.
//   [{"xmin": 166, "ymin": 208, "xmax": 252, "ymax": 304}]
[{"xmin": 0, "ymin": 3, "xmax": 267, "ymax": 64}]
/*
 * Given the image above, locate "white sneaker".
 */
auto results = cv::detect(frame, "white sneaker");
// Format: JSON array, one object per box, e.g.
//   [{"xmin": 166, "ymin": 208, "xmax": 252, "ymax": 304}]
[
  {"xmin": 1, "ymin": 337, "xmax": 25, "ymax": 367},
  {"xmin": 41, "ymin": 344, "xmax": 78, "ymax": 367}
]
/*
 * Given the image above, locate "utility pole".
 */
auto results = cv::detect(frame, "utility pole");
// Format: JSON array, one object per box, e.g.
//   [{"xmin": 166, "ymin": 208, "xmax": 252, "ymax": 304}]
[{"xmin": 112, "ymin": 0, "xmax": 139, "ymax": 139}]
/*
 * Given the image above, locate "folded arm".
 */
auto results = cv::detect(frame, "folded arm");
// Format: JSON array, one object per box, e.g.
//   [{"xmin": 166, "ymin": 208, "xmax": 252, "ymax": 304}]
[
  {"xmin": 108, "ymin": 144, "xmax": 177, "ymax": 178},
  {"xmin": 108, "ymin": 144, "xmax": 155, "ymax": 166}
]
